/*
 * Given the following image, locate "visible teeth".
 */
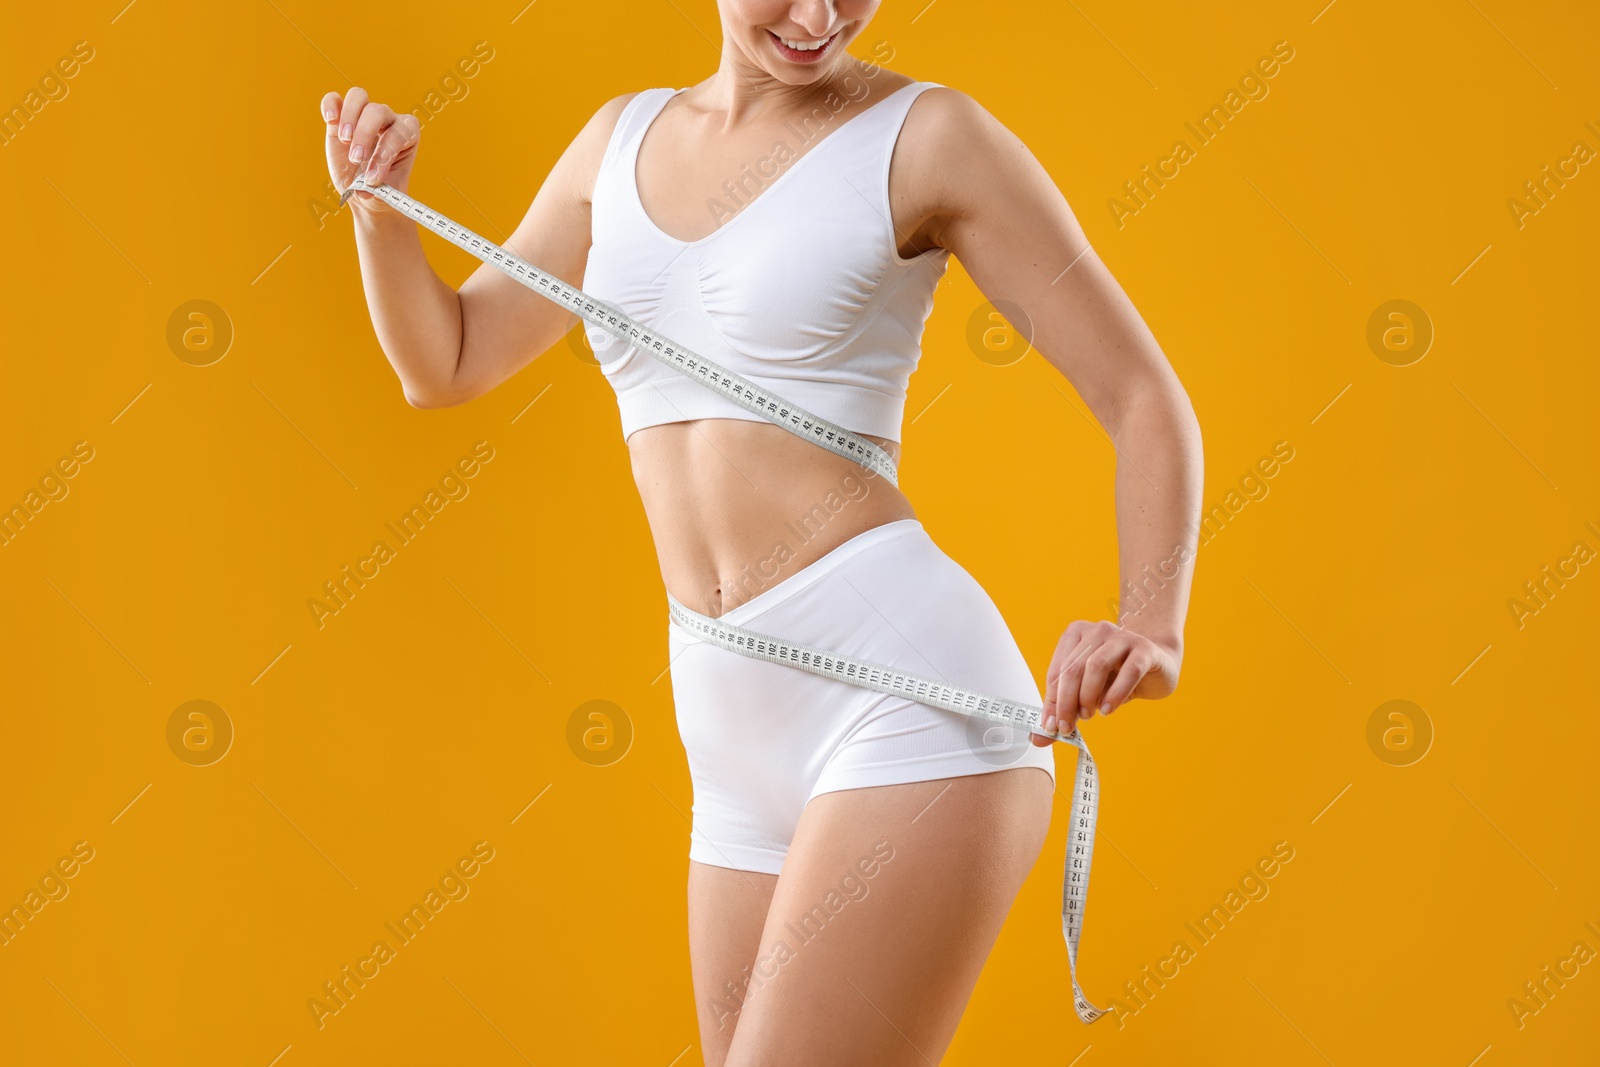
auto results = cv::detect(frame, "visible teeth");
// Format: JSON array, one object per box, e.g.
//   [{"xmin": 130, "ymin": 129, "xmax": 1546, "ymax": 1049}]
[{"xmin": 780, "ymin": 34, "xmax": 829, "ymax": 50}]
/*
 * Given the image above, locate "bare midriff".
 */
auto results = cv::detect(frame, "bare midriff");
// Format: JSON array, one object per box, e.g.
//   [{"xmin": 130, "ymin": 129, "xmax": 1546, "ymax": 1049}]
[{"xmin": 627, "ymin": 418, "xmax": 916, "ymax": 619}]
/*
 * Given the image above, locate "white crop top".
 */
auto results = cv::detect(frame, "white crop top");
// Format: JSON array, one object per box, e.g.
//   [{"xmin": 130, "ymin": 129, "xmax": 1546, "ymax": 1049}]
[{"xmin": 581, "ymin": 79, "xmax": 952, "ymax": 444}]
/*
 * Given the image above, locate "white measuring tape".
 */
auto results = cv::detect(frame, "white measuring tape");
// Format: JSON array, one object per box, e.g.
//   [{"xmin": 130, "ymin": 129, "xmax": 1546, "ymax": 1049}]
[{"xmin": 344, "ymin": 175, "xmax": 1107, "ymax": 1024}]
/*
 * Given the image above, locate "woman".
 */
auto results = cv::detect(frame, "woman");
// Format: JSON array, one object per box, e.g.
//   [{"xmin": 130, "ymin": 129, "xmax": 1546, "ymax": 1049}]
[{"xmin": 322, "ymin": 1, "xmax": 1200, "ymax": 1062}]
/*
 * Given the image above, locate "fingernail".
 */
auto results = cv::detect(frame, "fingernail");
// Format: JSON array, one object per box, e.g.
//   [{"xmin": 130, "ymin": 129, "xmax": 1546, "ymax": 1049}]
[
  {"xmin": 339, "ymin": 123, "xmax": 353, "ymax": 142},
  {"xmin": 1100, "ymin": 703, "xmax": 1112, "ymax": 713},
  {"xmin": 349, "ymin": 144, "xmax": 365, "ymax": 163},
  {"xmin": 323, "ymin": 105, "xmax": 336, "ymax": 121}
]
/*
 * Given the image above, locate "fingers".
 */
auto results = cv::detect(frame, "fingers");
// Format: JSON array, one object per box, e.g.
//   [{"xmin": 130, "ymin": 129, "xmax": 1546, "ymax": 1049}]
[
  {"xmin": 1040, "ymin": 619, "xmax": 1148, "ymax": 740},
  {"xmin": 1038, "ymin": 619, "xmax": 1172, "ymax": 743},
  {"xmin": 336, "ymin": 85, "xmax": 369, "ymax": 146},
  {"xmin": 1051, "ymin": 651, "xmax": 1082, "ymax": 733},
  {"xmin": 1039, "ymin": 687, "xmax": 1058, "ymax": 734},
  {"xmin": 1038, "ymin": 675, "xmax": 1065, "ymax": 743},
  {"xmin": 1076, "ymin": 639, "xmax": 1130, "ymax": 718},
  {"xmin": 321, "ymin": 87, "xmax": 416, "ymax": 197},
  {"xmin": 1040, "ymin": 623, "xmax": 1088, "ymax": 737},
  {"xmin": 1053, "ymin": 622, "xmax": 1112, "ymax": 727},
  {"xmin": 1098, "ymin": 647, "xmax": 1154, "ymax": 713},
  {"xmin": 365, "ymin": 112, "xmax": 419, "ymax": 184},
  {"xmin": 348, "ymin": 100, "xmax": 394, "ymax": 173}
]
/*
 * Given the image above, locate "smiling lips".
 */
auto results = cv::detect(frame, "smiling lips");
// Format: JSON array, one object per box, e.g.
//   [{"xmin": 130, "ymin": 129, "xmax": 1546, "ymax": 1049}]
[{"xmin": 768, "ymin": 29, "xmax": 839, "ymax": 62}]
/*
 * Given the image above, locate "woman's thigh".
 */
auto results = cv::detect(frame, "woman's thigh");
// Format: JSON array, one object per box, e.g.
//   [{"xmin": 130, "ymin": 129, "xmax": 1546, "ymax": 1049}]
[
  {"xmin": 687, "ymin": 861, "xmax": 777, "ymax": 1067},
  {"xmin": 722, "ymin": 766, "xmax": 1054, "ymax": 1067}
]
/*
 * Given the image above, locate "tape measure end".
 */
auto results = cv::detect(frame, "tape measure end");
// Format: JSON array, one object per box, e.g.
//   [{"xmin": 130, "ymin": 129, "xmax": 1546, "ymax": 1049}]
[{"xmin": 341, "ymin": 177, "xmax": 375, "ymax": 206}]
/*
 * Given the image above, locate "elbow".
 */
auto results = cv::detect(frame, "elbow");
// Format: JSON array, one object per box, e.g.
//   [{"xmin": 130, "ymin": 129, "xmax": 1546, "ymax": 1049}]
[
  {"xmin": 1150, "ymin": 376, "xmax": 1200, "ymax": 430},
  {"xmin": 1105, "ymin": 380, "xmax": 1194, "ymax": 441},
  {"xmin": 403, "ymin": 339, "xmax": 472, "ymax": 409},
  {"xmin": 404, "ymin": 381, "xmax": 467, "ymax": 409},
  {"xmin": 403, "ymin": 367, "xmax": 477, "ymax": 410},
  {"xmin": 404, "ymin": 389, "xmax": 442, "ymax": 409}
]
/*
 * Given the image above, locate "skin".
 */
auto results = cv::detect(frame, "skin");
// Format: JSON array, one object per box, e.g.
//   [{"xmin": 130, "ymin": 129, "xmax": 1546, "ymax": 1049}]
[{"xmin": 323, "ymin": 1, "xmax": 1201, "ymax": 1061}]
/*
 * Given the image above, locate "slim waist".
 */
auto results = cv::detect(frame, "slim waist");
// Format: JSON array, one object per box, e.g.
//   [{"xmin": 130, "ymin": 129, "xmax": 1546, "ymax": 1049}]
[{"xmin": 672, "ymin": 517, "xmax": 927, "ymax": 630}]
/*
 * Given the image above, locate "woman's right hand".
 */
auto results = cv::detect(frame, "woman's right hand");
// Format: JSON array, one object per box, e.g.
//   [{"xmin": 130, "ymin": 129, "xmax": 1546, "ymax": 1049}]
[{"xmin": 321, "ymin": 87, "xmax": 421, "ymax": 217}]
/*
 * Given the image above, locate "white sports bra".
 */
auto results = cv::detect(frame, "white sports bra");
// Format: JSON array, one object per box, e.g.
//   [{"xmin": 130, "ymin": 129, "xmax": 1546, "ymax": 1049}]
[{"xmin": 581, "ymin": 79, "xmax": 951, "ymax": 444}]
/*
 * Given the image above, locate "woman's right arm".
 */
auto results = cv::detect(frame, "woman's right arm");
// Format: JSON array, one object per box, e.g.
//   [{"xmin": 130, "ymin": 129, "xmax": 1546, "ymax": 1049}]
[{"xmin": 322, "ymin": 87, "xmax": 638, "ymax": 409}]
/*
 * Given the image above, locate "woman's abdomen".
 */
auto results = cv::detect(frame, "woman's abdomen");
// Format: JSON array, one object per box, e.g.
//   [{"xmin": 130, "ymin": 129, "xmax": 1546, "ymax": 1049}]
[{"xmin": 629, "ymin": 418, "xmax": 917, "ymax": 619}]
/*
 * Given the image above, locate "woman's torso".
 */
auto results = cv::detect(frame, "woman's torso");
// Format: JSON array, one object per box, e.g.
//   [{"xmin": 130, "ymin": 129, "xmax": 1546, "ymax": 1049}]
[{"xmin": 581, "ymin": 64, "xmax": 949, "ymax": 619}]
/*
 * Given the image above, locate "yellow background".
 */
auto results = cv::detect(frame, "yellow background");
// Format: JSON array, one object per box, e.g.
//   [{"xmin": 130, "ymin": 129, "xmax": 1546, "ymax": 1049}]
[{"xmin": 3, "ymin": 0, "xmax": 1597, "ymax": 1063}]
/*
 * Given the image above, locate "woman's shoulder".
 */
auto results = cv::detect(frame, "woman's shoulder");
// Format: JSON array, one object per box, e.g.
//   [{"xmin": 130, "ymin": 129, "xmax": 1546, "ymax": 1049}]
[
  {"xmin": 886, "ymin": 81, "xmax": 1031, "ymax": 236},
  {"xmin": 570, "ymin": 87, "xmax": 680, "ymax": 165},
  {"xmin": 896, "ymin": 81, "xmax": 1019, "ymax": 173},
  {"xmin": 563, "ymin": 90, "xmax": 658, "ymax": 205},
  {"xmin": 579, "ymin": 86, "xmax": 676, "ymax": 142},
  {"xmin": 896, "ymin": 80, "xmax": 984, "ymax": 131},
  {"xmin": 590, "ymin": 88, "xmax": 650, "ymax": 131}
]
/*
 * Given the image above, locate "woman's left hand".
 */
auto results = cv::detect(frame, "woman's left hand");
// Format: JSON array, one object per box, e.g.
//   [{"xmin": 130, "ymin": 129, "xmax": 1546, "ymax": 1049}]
[{"xmin": 1031, "ymin": 620, "xmax": 1181, "ymax": 745}]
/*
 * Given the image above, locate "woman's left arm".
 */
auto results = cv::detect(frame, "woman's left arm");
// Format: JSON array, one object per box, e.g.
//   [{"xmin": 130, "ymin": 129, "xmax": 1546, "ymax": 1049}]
[{"xmin": 904, "ymin": 89, "xmax": 1204, "ymax": 740}]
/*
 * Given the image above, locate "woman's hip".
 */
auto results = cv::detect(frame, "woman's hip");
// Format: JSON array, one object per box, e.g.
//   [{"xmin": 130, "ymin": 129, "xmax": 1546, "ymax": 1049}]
[{"xmin": 666, "ymin": 519, "xmax": 1049, "ymax": 774}]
